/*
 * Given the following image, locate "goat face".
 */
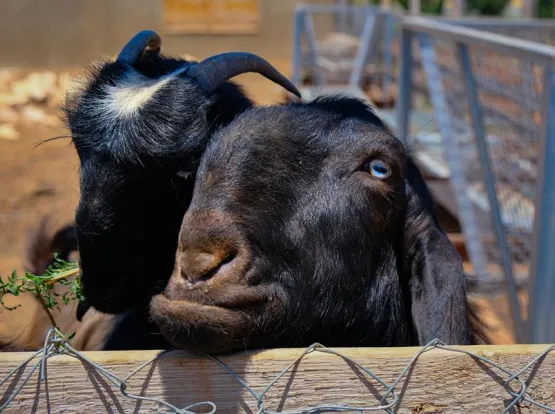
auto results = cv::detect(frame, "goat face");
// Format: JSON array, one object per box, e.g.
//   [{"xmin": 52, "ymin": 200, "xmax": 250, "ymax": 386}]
[
  {"xmin": 65, "ymin": 31, "xmax": 300, "ymax": 314},
  {"xmin": 150, "ymin": 96, "xmax": 470, "ymax": 353}
]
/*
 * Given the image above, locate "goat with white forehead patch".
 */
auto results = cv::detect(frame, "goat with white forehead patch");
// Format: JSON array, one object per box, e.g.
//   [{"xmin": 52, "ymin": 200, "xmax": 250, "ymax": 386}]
[
  {"xmin": 150, "ymin": 95, "xmax": 484, "ymax": 353},
  {"xmin": 58, "ymin": 31, "xmax": 300, "ymax": 349}
]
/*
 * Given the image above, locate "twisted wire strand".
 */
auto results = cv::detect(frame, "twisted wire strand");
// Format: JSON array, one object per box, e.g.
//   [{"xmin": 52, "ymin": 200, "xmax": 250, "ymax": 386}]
[{"xmin": 1, "ymin": 329, "xmax": 554, "ymax": 413}]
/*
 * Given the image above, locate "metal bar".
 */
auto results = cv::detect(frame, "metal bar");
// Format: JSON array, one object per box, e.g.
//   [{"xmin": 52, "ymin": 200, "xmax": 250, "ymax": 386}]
[
  {"xmin": 456, "ymin": 43, "xmax": 525, "ymax": 342},
  {"xmin": 403, "ymin": 17, "xmax": 555, "ymax": 64},
  {"xmin": 453, "ymin": 0, "xmax": 465, "ymax": 17},
  {"xmin": 349, "ymin": 9, "xmax": 378, "ymax": 88},
  {"xmin": 303, "ymin": 11, "xmax": 325, "ymax": 87},
  {"xmin": 417, "ymin": 33, "xmax": 492, "ymax": 284},
  {"xmin": 528, "ymin": 67, "xmax": 555, "ymax": 344},
  {"xmin": 410, "ymin": 0, "xmax": 421, "ymax": 15},
  {"xmin": 335, "ymin": 0, "xmax": 349, "ymax": 32},
  {"xmin": 523, "ymin": 0, "xmax": 538, "ymax": 18},
  {"xmin": 396, "ymin": 27, "xmax": 413, "ymax": 143},
  {"xmin": 291, "ymin": 7, "xmax": 305, "ymax": 87},
  {"xmin": 382, "ymin": 13, "xmax": 396, "ymax": 97},
  {"xmin": 292, "ymin": 4, "xmax": 381, "ymax": 13},
  {"xmin": 439, "ymin": 17, "xmax": 555, "ymax": 28}
]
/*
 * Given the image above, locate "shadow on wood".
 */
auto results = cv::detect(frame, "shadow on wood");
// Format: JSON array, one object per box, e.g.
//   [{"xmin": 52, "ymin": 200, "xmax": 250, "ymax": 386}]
[{"xmin": 0, "ymin": 345, "xmax": 554, "ymax": 413}]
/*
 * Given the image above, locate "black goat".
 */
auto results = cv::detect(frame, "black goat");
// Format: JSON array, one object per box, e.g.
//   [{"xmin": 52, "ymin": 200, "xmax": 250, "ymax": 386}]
[
  {"xmin": 150, "ymin": 95, "xmax": 482, "ymax": 354},
  {"xmin": 18, "ymin": 31, "xmax": 302, "ymax": 350},
  {"xmin": 59, "ymin": 30, "xmax": 300, "ymax": 341}
]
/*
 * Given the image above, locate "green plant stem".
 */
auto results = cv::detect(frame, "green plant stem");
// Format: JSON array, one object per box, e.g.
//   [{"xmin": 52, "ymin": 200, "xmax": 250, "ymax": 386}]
[
  {"xmin": 35, "ymin": 287, "xmax": 58, "ymax": 329},
  {"xmin": 45, "ymin": 268, "xmax": 80, "ymax": 286}
]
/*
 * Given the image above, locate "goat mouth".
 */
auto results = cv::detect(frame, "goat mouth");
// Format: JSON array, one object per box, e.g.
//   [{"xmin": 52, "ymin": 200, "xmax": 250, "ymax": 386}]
[
  {"xmin": 149, "ymin": 293, "xmax": 256, "ymax": 353},
  {"xmin": 159, "ymin": 283, "xmax": 267, "ymax": 310}
]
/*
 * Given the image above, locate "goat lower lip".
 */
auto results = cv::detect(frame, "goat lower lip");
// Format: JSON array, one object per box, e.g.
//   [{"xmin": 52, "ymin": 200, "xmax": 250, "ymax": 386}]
[
  {"xmin": 162, "ymin": 287, "xmax": 265, "ymax": 310},
  {"xmin": 150, "ymin": 294, "xmax": 251, "ymax": 353}
]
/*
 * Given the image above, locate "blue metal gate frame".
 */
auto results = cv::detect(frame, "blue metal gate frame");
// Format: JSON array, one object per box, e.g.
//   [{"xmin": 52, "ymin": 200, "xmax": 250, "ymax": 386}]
[
  {"xmin": 291, "ymin": 3, "xmax": 384, "ymax": 91},
  {"xmin": 398, "ymin": 16, "xmax": 555, "ymax": 343}
]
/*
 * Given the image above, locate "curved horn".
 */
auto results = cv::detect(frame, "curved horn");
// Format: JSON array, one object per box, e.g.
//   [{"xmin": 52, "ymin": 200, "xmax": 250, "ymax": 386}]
[
  {"xmin": 190, "ymin": 52, "xmax": 301, "ymax": 97},
  {"xmin": 116, "ymin": 30, "xmax": 162, "ymax": 64}
]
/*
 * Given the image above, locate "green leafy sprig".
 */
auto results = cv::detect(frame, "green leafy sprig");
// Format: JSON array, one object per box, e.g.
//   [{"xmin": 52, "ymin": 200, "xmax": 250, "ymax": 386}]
[{"xmin": 0, "ymin": 256, "xmax": 83, "ymax": 330}]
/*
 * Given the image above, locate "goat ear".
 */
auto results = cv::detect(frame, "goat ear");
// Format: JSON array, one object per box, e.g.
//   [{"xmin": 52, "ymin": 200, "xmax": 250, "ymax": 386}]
[{"xmin": 402, "ymin": 158, "xmax": 470, "ymax": 345}]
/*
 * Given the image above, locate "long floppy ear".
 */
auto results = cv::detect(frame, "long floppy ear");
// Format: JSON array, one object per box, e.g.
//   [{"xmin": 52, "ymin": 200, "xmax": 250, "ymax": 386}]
[{"xmin": 402, "ymin": 157, "xmax": 471, "ymax": 345}]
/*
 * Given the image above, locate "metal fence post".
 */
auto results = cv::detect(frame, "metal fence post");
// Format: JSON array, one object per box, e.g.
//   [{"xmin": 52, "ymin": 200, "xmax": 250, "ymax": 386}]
[
  {"xmin": 396, "ymin": 26, "xmax": 413, "ymax": 144},
  {"xmin": 523, "ymin": 0, "xmax": 538, "ymax": 17},
  {"xmin": 454, "ymin": 0, "xmax": 466, "ymax": 17},
  {"xmin": 528, "ymin": 66, "xmax": 555, "ymax": 344},
  {"xmin": 456, "ymin": 43, "xmax": 524, "ymax": 343},
  {"xmin": 382, "ymin": 13, "xmax": 396, "ymax": 98},
  {"xmin": 348, "ymin": 8, "xmax": 378, "ymax": 88},
  {"xmin": 291, "ymin": 6, "xmax": 305, "ymax": 87},
  {"xmin": 304, "ymin": 10, "xmax": 325, "ymax": 87},
  {"xmin": 335, "ymin": 0, "xmax": 349, "ymax": 32},
  {"xmin": 410, "ymin": 0, "xmax": 421, "ymax": 15},
  {"xmin": 416, "ymin": 32, "xmax": 492, "ymax": 288}
]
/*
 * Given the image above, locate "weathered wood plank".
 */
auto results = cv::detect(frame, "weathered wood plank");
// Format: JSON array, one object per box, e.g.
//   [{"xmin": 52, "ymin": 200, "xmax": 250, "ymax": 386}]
[{"xmin": 0, "ymin": 345, "xmax": 554, "ymax": 413}]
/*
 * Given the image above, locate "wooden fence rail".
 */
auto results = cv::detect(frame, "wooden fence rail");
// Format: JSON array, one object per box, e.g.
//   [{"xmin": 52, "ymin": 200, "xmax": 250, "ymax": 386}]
[{"xmin": 1, "ymin": 344, "xmax": 554, "ymax": 413}]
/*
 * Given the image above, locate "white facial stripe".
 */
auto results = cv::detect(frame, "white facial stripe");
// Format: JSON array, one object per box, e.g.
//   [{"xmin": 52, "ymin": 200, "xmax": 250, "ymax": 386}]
[{"xmin": 101, "ymin": 65, "xmax": 189, "ymax": 119}]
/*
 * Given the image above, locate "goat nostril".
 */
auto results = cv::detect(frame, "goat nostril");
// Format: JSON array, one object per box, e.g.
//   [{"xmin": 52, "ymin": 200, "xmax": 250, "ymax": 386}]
[
  {"xmin": 202, "ymin": 252, "xmax": 235, "ymax": 281},
  {"xmin": 181, "ymin": 250, "xmax": 237, "ymax": 286}
]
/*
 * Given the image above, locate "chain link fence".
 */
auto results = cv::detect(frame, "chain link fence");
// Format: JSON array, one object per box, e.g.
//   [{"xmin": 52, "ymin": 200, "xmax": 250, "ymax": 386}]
[
  {"xmin": 375, "ymin": 17, "xmax": 555, "ymax": 111},
  {"xmin": 405, "ymin": 17, "xmax": 555, "ymax": 289},
  {"xmin": 0, "ymin": 329, "xmax": 554, "ymax": 413},
  {"xmin": 398, "ymin": 17, "xmax": 555, "ymax": 343}
]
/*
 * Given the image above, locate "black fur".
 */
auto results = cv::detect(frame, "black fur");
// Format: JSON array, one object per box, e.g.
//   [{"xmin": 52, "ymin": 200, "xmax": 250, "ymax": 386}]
[
  {"xmin": 33, "ymin": 83, "xmax": 483, "ymax": 351},
  {"xmin": 148, "ymin": 95, "xmax": 474, "ymax": 353},
  {"xmin": 64, "ymin": 51, "xmax": 252, "ymax": 317}
]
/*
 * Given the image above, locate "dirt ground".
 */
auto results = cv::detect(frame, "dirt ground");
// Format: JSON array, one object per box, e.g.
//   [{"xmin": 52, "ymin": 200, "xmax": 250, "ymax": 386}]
[{"xmin": 0, "ymin": 62, "xmax": 519, "ymax": 351}]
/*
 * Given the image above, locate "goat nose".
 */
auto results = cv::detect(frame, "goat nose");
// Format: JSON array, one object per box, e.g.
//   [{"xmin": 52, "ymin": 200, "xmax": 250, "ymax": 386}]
[{"xmin": 180, "ymin": 249, "xmax": 236, "ymax": 286}]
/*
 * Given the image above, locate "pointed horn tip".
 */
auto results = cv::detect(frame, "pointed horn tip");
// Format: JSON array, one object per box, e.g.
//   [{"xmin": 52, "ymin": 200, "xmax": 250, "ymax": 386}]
[
  {"xmin": 289, "ymin": 86, "xmax": 302, "ymax": 98},
  {"xmin": 140, "ymin": 30, "xmax": 162, "ymax": 52},
  {"xmin": 275, "ymin": 76, "xmax": 301, "ymax": 98},
  {"xmin": 193, "ymin": 51, "xmax": 304, "ymax": 98},
  {"xmin": 116, "ymin": 30, "xmax": 162, "ymax": 64}
]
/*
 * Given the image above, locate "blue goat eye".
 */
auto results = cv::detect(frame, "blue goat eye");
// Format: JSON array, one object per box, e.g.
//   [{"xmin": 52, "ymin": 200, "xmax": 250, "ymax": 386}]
[{"xmin": 365, "ymin": 159, "xmax": 391, "ymax": 180}]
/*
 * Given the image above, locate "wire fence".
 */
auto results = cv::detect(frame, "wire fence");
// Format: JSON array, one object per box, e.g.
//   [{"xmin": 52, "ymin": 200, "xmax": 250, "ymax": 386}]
[
  {"xmin": 414, "ymin": 23, "xmax": 547, "ymax": 285},
  {"xmin": 396, "ymin": 17, "xmax": 555, "ymax": 344},
  {"xmin": 1, "ymin": 328, "xmax": 554, "ymax": 413},
  {"xmin": 407, "ymin": 26, "xmax": 546, "ymax": 344}
]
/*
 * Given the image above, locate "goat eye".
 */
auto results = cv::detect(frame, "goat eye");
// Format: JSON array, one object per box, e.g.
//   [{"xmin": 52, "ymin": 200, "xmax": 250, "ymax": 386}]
[{"xmin": 364, "ymin": 159, "xmax": 391, "ymax": 180}]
